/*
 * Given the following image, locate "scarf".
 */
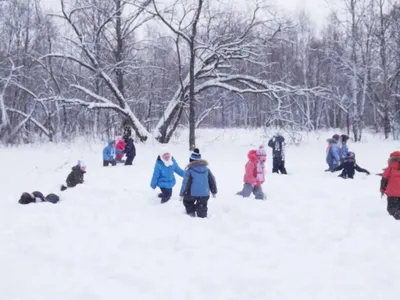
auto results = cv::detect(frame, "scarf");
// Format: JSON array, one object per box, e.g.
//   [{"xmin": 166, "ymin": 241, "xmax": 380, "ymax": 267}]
[
  {"xmin": 161, "ymin": 156, "xmax": 173, "ymax": 167},
  {"xmin": 256, "ymin": 160, "xmax": 265, "ymax": 182}
]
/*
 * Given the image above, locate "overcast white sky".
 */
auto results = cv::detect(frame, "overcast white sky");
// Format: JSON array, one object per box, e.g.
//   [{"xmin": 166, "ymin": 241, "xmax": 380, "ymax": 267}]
[{"xmin": 41, "ymin": 0, "xmax": 343, "ymax": 30}]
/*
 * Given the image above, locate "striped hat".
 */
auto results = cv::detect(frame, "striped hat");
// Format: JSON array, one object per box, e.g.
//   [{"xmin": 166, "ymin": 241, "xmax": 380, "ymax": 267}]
[{"xmin": 190, "ymin": 148, "xmax": 201, "ymax": 161}]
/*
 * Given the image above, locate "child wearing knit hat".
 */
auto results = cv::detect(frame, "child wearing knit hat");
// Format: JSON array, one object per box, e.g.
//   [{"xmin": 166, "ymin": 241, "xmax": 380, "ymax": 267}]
[
  {"xmin": 179, "ymin": 148, "xmax": 218, "ymax": 218},
  {"xmin": 189, "ymin": 148, "xmax": 201, "ymax": 162},
  {"xmin": 237, "ymin": 146, "xmax": 267, "ymax": 200},
  {"xmin": 60, "ymin": 160, "xmax": 86, "ymax": 191}
]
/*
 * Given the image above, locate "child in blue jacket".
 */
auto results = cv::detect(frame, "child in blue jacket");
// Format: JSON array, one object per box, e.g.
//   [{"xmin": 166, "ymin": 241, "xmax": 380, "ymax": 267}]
[
  {"xmin": 326, "ymin": 134, "xmax": 340, "ymax": 172},
  {"xmin": 150, "ymin": 149, "xmax": 184, "ymax": 203},
  {"xmin": 103, "ymin": 139, "xmax": 122, "ymax": 166},
  {"xmin": 179, "ymin": 148, "xmax": 217, "ymax": 218}
]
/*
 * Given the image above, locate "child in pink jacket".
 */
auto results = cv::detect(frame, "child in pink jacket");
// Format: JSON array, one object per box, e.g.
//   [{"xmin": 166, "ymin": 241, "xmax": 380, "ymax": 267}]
[{"xmin": 236, "ymin": 146, "xmax": 267, "ymax": 200}]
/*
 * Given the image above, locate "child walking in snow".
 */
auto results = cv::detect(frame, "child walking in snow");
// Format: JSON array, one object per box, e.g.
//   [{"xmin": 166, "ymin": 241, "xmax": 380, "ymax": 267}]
[
  {"xmin": 60, "ymin": 160, "xmax": 86, "ymax": 191},
  {"xmin": 380, "ymin": 151, "xmax": 400, "ymax": 220},
  {"xmin": 19, "ymin": 191, "xmax": 60, "ymax": 204},
  {"xmin": 326, "ymin": 134, "xmax": 341, "ymax": 172},
  {"xmin": 268, "ymin": 133, "xmax": 287, "ymax": 174},
  {"xmin": 333, "ymin": 152, "xmax": 370, "ymax": 179},
  {"xmin": 237, "ymin": 146, "xmax": 267, "ymax": 200},
  {"xmin": 179, "ymin": 148, "xmax": 217, "ymax": 218},
  {"xmin": 115, "ymin": 136, "xmax": 126, "ymax": 163},
  {"xmin": 150, "ymin": 149, "xmax": 184, "ymax": 203}
]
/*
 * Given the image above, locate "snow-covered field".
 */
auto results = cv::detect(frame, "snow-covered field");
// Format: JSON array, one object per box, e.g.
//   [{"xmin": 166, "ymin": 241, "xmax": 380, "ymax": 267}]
[{"xmin": 1, "ymin": 129, "xmax": 400, "ymax": 300}]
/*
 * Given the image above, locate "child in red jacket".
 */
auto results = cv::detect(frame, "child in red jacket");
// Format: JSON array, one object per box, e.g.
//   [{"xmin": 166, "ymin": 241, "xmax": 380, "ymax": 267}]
[
  {"xmin": 115, "ymin": 136, "xmax": 126, "ymax": 163},
  {"xmin": 236, "ymin": 146, "xmax": 267, "ymax": 200},
  {"xmin": 380, "ymin": 151, "xmax": 400, "ymax": 220}
]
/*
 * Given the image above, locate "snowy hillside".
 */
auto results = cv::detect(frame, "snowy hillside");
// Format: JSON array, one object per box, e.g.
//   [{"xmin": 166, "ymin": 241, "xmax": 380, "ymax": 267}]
[{"xmin": 1, "ymin": 129, "xmax": 400, "ymax": 300}]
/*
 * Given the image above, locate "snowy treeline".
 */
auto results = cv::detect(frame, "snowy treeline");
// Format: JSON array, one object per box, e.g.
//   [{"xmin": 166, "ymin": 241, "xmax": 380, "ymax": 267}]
[{"xmin": 0, "ymin": 0, "xmax": 399, "ymax": 146}]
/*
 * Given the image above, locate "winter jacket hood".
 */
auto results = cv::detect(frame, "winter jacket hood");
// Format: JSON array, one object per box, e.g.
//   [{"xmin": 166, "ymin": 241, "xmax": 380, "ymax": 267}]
[
  {"xmin": 248, "ymin": 150, "xmax": 258, "ymax": 161},
  {"xmin": 327, "ymin": 138, "xmax": 338, "ymax": 144},
  {"xmin": 186, "ymin": 159, "xmax": 208, "ymax": 169},
  {"xmin": 388, "ymin": 154, "xmax": 400, "ymax": 169}
]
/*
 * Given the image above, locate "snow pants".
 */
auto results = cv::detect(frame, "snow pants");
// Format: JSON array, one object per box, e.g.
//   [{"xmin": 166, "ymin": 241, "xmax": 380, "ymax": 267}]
[
  {"xmin": 272, "ymin": 158, "xmax": 287, "ymax": 174},
  {"xmin": 387, "ymin": 197, "xmax": 400, "ymax": 220},
  {"xmin": 183, "ymin": 196, "xmax": 209, "ymax": 218},
  {"xmin": 125, "ymin": 154, "xmax": 135, "ymax": 165},
  {"xmin": 237, "ymin": 183, "xmax": 266, "ymax": 200},
  {"xmin": 103, "ymin": 160, "xmax": 116, "ymax": 167},
  {"xmin": 158, "ymin": 188, "xmax": 172, "ymax": 203}
]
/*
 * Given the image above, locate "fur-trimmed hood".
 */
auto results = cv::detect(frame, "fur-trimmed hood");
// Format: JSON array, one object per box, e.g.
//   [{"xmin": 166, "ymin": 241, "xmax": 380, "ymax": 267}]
[
  {"xmin": 388, "ymin": 152, "xmax": 400, "ymax": 169},
  {"xmin": 327, "ymin": 138, "xmax": 338, "ymax": 144},
  {"xmin": 389, "ymin": 156, "xmax": 400, "ymax": 169},
  {"xmin": 186, "ymin": 159, "xmax": 208, "ymax": 169}
]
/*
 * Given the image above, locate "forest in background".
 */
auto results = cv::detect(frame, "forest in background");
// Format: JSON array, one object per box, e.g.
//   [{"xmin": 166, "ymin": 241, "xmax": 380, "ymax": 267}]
[{"xmin": 0, "ymin": 0, "xmax": 399, "ymax": 149}]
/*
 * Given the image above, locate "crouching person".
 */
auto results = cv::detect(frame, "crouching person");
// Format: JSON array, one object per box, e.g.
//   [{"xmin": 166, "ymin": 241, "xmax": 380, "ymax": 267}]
[
  {"xmin": 333, "ymin": 152, "xmax": 370, "ymax": 179},
  {"xmin": 179, "ymin": 148, "xmax": 217, "ymax": 218},
  {"xmin": 380, "ymin": 151, "xmax": 400, "ymax": 220},
  {"xmin": 61, "ymin": 160, "xmax": 86, "ymax": 191},
  {"xmin": 19, "ymin": 191, "xmax": 60, "ymax": 204},
  {"xmin": 103, "ymin": 139, "xmax": 117, "ymax": 166}
]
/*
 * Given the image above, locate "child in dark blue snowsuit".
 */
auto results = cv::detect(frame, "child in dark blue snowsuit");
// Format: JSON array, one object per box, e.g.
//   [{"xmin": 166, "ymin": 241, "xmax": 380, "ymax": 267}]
[
  {"xmin": 333, "ymin": 152, "xmax": 370, "ymax": 179},
  {"xmin": 326, "ymin": 134, "xmax": 341, "ymax": 172},
  {"xmin": 179, "ymin": 149, "xmax": 218, "ymax": 218},
  {"xmin": 150, "ymin": 149, "xmax": 184, "ymax": 203},
  {"xmin": 123, "ymin": 126, "xmax": 136, "ymax": 165},
  {"xmin": 19, "ymin": 191, "xmax": 60, "ymax": 204},
  {"xmin": 268, "ymin": 133, "xmax": 287, "ymax": 174}
]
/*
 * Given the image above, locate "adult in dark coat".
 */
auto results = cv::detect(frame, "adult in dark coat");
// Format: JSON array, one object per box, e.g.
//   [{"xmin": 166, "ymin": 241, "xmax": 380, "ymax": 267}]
[{"xmin": 268, "ymin": 133, "xmax": 287, "ymax": 174}]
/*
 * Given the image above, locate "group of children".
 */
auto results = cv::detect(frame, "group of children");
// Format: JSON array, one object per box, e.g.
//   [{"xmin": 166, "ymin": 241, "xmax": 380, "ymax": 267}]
[
  {"xmin": 102, "ymin": 126, "xmax": 136, "ymax": 166},
  {"xmin": 325, "ymin": 133, "xmax": 400, "ymax": 220},
  {"xmin": 150, "ymin": 148, "xmax": 218, "ymax": 217},
  {"xmin": 326, "ymin": 134, "xmax": 370, "ymax": 179},
  {"xmin": 16, "ymin": 129, "xmax": 400, "ymax": 221}
]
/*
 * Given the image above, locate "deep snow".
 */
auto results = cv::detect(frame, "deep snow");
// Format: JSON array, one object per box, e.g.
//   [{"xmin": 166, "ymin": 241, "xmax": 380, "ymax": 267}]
[{"xmin": 1, "ymin": 129, "xmax": 400, "ymax": 300}]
